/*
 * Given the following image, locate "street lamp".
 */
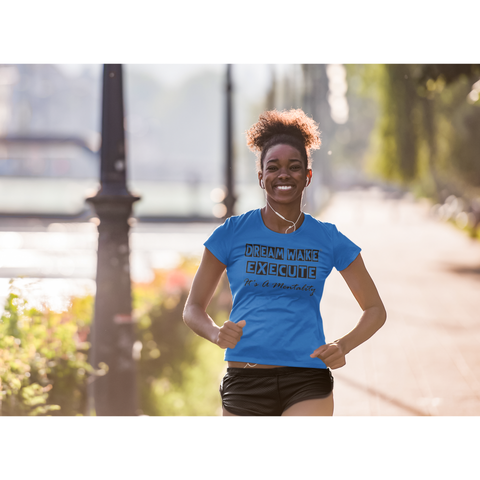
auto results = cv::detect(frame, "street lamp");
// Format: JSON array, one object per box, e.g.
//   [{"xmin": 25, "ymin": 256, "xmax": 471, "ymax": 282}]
[
  {"xmin": 223, "ymin": 64, "xmax": 236, "ymax": 218},
  {"xmin": 86, "ymin": 64, "xmax": 140, "ymax": 416}
]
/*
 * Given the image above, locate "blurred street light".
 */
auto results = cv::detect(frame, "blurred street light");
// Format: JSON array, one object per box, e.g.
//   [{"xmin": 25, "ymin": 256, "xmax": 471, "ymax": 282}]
[
  {"xmin": 86, "ymin": 64, "xmax": 140, "ymax": 416},
  {"xmin": 223, "ymin": 64, "xmax": 236, "ymax": 218}
]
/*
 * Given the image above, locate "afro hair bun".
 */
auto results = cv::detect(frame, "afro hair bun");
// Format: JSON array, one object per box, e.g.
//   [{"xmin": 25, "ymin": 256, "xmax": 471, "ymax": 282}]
[{"xmin": 246, "ymin": 109, "xmax": 321, "ymax": 154}]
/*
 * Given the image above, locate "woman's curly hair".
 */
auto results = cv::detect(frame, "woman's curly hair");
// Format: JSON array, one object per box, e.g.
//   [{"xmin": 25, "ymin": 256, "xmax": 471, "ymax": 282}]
[{"xmin": 246, "ymin": 109, "xmax": 321, "ymax": 171}]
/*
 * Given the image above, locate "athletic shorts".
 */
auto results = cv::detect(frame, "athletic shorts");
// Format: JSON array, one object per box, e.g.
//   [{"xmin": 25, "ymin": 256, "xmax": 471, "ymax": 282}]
[{"xmin": 219, "ymin": 366, "xmax": 334, "ymax": 416}]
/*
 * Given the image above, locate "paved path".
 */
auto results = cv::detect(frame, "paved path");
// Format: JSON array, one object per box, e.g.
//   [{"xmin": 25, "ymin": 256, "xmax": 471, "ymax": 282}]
[{"xmin": 318, "ymin": 188, "xmax": 480, "ymax": 416}]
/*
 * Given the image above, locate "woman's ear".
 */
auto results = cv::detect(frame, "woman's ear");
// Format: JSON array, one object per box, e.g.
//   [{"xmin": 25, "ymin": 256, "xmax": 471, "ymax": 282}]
[
  {"xmin": 258, "ymin": 171, "xmax": 264, "ymax": 189},
  {"xmin": 306, "ymin": 169, "xmax": 313, "ymax": 187}
]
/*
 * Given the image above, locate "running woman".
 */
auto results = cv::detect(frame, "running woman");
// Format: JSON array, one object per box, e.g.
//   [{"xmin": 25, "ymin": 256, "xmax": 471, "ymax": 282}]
[{"xmin": 183, "ymin": 109, "xmax": 386, "ymax": 416}]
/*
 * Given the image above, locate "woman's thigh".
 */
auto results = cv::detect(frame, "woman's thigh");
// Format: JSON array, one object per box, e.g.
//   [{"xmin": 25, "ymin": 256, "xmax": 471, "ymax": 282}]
[
  {"xmin": 223, "ymin": 395, "xmax": 333, "ymax": 416},
  {"xmin": 281, "ymin": 393, "xmax": 334, "ymax": 416},
  {"xmin": 222, "ymin": 407, "xmax": 239, "ymax": 416}
]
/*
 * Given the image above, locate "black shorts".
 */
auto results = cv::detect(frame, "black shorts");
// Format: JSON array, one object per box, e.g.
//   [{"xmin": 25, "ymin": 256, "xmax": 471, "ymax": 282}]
[{"xmin": 219, "ymin": 366, "xmax": 334, "ymax": 416}]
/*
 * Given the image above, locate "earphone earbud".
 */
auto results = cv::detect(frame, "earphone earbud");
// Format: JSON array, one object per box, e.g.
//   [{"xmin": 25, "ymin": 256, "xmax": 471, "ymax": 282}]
[{"xmin": 261, "ymin": 180, "xmax": 265, "ymax": 189}]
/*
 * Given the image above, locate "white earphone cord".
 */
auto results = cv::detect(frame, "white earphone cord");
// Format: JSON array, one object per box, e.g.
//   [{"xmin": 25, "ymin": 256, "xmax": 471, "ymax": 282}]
[
  {"xmin": 263, "ymin": 183, "xmax": 307, "ymax": 233},
  {"xmin": 265, "ymin": 196, "xmax": 302, "ymax": 233}
]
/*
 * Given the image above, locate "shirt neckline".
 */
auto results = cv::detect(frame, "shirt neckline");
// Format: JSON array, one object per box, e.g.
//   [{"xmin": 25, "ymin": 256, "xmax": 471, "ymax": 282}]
[{"xmin": 257, "ymin": 208, "xmax": 309, "ymax": 237}]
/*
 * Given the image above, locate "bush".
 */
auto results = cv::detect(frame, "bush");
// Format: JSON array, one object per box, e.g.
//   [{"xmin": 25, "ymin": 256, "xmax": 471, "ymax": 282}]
[
  {"xmin": 1, "ymin": 257, "xmax": 231, "ymax": 416},
  {"xmin": 0, "ymin": 280, "xmax": 93, "ymax": 416}
]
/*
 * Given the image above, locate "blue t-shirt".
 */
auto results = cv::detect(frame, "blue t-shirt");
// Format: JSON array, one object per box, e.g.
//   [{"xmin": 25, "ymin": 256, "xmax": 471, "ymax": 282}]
[{"xmin": 204, "ymin": 208, "xmax": 361, "ymax": 369}]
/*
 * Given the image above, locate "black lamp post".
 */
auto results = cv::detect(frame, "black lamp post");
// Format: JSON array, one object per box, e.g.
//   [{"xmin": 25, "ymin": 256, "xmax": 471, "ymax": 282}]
[
  {"xmin": 223, "ymin": 64, "xmax": 236, "ymax": 218},
  {"xmin": 86, "ymin": 64, "xmax": 140, "ymax": 416}
]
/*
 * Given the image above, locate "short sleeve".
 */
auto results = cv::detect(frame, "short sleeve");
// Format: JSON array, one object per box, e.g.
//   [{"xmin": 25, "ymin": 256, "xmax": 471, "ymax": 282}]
[
  {"xmin": 331, "ymin": 225, "xmax": 361, "ymax": 271},
  {"xmin": 203, "ymin": 217, "xmax": 234, "ymax": 266}
]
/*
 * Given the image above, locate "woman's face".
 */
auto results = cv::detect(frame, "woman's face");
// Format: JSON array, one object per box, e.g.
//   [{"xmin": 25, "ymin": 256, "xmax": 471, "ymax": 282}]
[{"xmin": 258, "ymin": 143, "xmax": 312, "ymax": 206}]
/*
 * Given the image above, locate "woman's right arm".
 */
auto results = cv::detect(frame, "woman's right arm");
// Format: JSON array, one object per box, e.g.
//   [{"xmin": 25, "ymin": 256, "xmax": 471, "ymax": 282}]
[{"xmin": 183, "ymin": 248, "xmax": 245, "ymax": 348}]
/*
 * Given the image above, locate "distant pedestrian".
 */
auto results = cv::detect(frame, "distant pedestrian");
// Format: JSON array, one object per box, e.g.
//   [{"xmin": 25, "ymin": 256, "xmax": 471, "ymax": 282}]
[{"xmin": 183, "ymin": 108, "xmax": 386, "ymax": 416}]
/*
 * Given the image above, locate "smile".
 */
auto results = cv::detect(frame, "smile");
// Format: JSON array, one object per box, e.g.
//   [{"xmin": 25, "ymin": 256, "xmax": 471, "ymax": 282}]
[{"xmin": 275, "ymin": 185, "xmax": 293, "ymax": 190}]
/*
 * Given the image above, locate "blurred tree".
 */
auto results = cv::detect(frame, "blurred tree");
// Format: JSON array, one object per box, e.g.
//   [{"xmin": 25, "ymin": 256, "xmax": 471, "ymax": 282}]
[
  {"xmin": 366, "ymin": 64, "xmax": 480, "ymax": 217},
  {"xmin": 329, "ymin": 64, "xmax": 380, "ymax": 187},
  {"xmin": 265, "ymin": 65, "xmax": 276, "ymax": 111},
  {"xmin": 301, "ymin": 64, "xmax": 336, "ymax": 212},
  {"xmin": 416, "ymin": 64, "xmax": 480, "ymax": 86}
]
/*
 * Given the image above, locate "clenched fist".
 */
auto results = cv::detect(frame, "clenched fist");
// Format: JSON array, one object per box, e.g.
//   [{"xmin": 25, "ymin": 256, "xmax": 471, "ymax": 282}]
[
  {"xmin": 216, "ymin": 320, "xmax": 246, "ymax": 349},
  {"xmin": 310, "ymin": 342, "xmax": 346, "ymax": 369}
]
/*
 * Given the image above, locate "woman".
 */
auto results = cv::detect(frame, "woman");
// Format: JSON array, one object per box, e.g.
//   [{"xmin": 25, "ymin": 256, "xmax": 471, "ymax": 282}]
[{"xmin": 183, "ymin": 109, "xmax": 386, "ymax": 416}]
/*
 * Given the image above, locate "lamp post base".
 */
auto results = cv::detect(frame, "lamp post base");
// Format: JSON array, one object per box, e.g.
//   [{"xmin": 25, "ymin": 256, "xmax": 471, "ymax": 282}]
[{"xmin": 87, "ymin": 192, "xmax": 140, "ymax": 416}]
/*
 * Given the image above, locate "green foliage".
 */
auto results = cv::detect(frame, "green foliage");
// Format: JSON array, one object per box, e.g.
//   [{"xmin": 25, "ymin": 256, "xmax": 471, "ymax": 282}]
[
  {"xmin": 364, "ymin": 65, "xmax": 420, "ymax": 183},
  {"xmin": 133, "ymin": 256, "xmax": 230, "ymax": 416},
  {"xmin": 0, "ymin": 280, "xmax": 93, "ymax": 416},
  {"xmin": 365, "ymin": 64, "xmax": 480, "ymax": 206},
  {"xmin": 1, "ymin": 256, "xmax": 231, "ymax": 416},
  {"xmin": 330, "ymin": 64, "xmax": 380, "ymax": 172}
]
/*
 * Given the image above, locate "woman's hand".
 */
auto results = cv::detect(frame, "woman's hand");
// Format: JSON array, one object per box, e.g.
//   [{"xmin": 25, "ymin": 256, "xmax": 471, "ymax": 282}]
[
  {"xmin": 310, "ymin": 342, "xmax": 346, "ymax": 369},
  {"xmin": 216, "ymin": 320, "xmax": 246, "ymax": 349}
]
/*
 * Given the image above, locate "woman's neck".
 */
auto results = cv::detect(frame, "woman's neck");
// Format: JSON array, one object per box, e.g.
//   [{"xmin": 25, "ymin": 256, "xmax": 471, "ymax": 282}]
[{"xmin": 261, "ymin": 199, "xmax": 305, "ymax": 234}]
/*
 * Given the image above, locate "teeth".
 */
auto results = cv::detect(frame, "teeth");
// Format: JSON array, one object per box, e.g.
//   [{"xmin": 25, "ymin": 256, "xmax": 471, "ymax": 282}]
[{"xmin": 277, "ymin": 186, "xmax": 292, "ymax": 190}]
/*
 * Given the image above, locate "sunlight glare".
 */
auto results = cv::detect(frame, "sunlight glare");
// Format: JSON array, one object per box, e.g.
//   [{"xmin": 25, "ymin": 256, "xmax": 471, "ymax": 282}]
[
  {"xmin": 212, "ymin": 204, "xmax": 227, "ymax": 218},
  {"xmin": 210, "ymin": 187, "xmax": 226, "ymax": 203},
  {"xmin": 326, "ymin": 64, "xmax": 349, "ymax": 124}
]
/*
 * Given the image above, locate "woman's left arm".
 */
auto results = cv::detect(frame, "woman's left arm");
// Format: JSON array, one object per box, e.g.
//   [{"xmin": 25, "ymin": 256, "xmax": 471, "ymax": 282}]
[{"xmin": 310, "ymin": 253, "xmax": 387, "ymax": 369}]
